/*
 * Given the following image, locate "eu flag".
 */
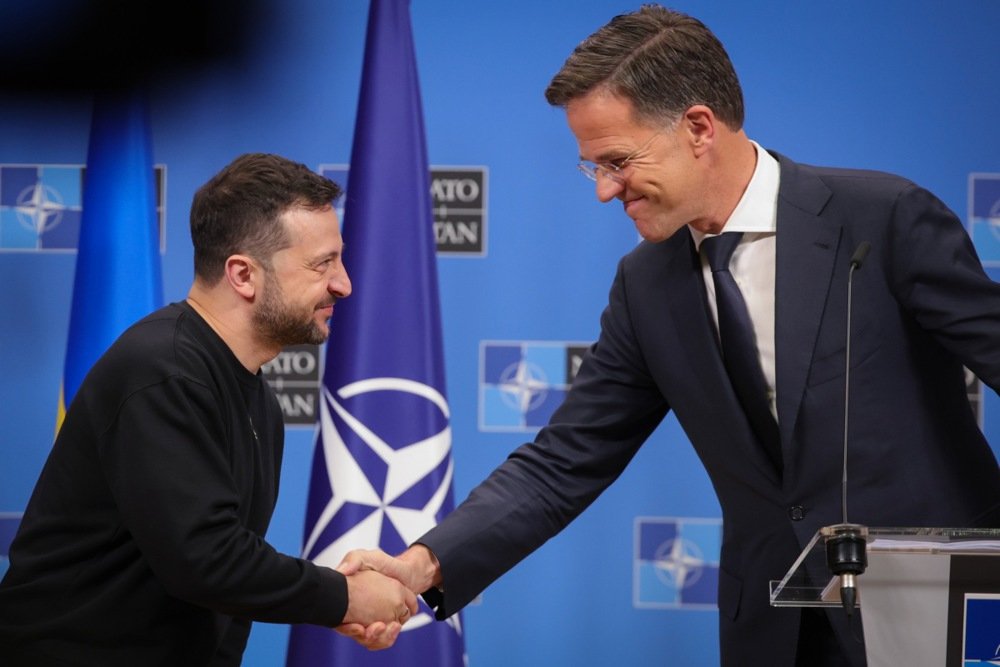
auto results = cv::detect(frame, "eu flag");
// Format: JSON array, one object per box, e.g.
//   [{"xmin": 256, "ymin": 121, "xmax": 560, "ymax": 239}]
[
  {"xmin": 57, "ymin": 88, "xmax": 162, "ymax": 431},
  {"xmin": 285, "ymin": 0, "xmax": 466, "ymax": 664}
]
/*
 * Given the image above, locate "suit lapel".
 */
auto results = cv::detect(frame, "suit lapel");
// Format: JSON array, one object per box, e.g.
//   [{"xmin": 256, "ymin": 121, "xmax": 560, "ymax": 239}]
[
  {"xmin": 772, "ymin": 155, "xmax": 841, "ymax": 458},
  {"xmin": 656, "ymin": 229, "xmax": 783, "ymax": 483}
]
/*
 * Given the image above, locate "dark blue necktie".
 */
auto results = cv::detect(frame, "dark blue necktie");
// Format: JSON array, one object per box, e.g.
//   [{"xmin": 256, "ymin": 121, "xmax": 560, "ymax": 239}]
[{"xmin": 701, "ymin": 233, "xmax": 782, "ymax": 474}]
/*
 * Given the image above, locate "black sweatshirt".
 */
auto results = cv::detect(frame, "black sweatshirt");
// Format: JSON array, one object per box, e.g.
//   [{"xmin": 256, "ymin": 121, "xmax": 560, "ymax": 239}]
[{"xmin": 0, "ymin": 302, "xmax": 346, "ymax": 666}]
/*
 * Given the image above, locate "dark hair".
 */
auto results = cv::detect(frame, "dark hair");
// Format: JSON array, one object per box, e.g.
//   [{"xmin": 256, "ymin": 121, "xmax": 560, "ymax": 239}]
[
  {"xmin": 545, "ymin": 4, "xmax": 744, "ymax": 130},
  {"xmin": 189, "ymin": 153, "xmax": 342, "ymax": 284}
]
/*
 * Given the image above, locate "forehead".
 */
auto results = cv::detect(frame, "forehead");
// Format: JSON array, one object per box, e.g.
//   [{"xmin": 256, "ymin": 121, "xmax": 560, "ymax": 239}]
[
  {"xmin": 565, "ymin": 90, "xmax": 660, "ymax": 158},
  {"xmin": 278, "ymin": 205, "xmax": 342, "ymax": 255}
]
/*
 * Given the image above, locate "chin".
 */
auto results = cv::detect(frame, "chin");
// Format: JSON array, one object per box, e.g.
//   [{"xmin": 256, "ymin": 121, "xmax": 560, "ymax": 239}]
[
  {"xmin": 638, "ymin": 217, "xmax": 686, "ymax": 243},
  {"xmin": 636, "ymin": 226, "xmax": 670, "ymax": 243}
]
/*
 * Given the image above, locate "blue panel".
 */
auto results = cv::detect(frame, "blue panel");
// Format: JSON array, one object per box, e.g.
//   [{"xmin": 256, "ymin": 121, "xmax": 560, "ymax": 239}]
[
  {"xmin": 41, "ymin": 166, "xmax": 82, "ymax": 208},
  {"xmin": 524, "ymin": 387, "xmax": 564, "ymax": 427},
  {"xmin": 639, "ymin": 521, "xmax": 679, "ymax": 559},
  {"xmin": 39, "ymin": 208, "xmax": 80, "ymax": 250},
  {"xmin": 523, "ymin": 343, "xmax": 566, "ymax": 384},
  {"xmin": 0, "ymin": 166, "xmax": 36, "ymax": 205},
  {"xmin": 481, "ymin": 386, "xmax": 522, "ymax": 428},
  {"xmin": 0, "ymin": 208, "xmax": 38, "ymax": 249},
  {"xmin": 482, "ymin": 344, "xmax": 521, "ymax": 384}
]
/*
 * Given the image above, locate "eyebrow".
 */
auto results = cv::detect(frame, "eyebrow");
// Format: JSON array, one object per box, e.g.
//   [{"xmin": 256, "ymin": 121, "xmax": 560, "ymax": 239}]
[{"xmin": 582, "ymin": 147, "xmax": 630, "ymax": 164}]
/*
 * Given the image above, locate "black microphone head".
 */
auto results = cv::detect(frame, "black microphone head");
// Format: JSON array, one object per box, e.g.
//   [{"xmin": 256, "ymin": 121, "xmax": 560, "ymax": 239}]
[{"xmin": 849, "ymin": 241, "xmax": 871, "ymax": 269}]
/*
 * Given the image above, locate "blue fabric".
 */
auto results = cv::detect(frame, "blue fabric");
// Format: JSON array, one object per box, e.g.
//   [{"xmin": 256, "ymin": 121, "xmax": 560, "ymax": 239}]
[
  {"xmin": 62, "ymin": 89, "xmax": 162, "ymax": 413},
  {"xmin": 285, "ymin": 0, "xmax": 466, "ymax": 664}
]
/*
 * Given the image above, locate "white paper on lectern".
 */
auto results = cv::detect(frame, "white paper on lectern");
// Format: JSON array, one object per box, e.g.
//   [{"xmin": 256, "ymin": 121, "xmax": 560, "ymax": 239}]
[{"xmin": 868, "ymin": 538, "xmax": 1000, "ymax": 553}]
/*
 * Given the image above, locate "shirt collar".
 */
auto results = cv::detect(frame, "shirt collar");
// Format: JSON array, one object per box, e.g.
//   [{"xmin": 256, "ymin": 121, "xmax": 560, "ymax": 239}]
[{"xmin": 690, "ymin": 140, "xmax": 780, "ymax": 247}]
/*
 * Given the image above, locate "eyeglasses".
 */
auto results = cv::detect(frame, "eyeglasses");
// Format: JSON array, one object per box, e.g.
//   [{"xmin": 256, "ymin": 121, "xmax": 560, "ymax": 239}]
[{"xmin": 577, "ymin": 132, "xmax": 662, "ymax": 184}]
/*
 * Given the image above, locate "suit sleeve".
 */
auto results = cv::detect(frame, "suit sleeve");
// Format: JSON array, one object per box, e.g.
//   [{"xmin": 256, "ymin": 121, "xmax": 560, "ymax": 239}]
[
  {"xmin": 888, "ymin": 183, "xmax": 1000, "ymax": 391},
  {"xmin": 419, "ymin": 257, "xmax": 670, "ymax": 618}
]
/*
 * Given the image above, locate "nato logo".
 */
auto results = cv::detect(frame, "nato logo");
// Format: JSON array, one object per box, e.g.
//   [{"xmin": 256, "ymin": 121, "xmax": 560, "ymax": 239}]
[
  {"xmin": 634, "ymin": 516, "xmax": 721, "ymax": 610},
  {"xmin": 0, "ymin": 513, "xmax": 21, "ymax": 580},
  {"xmin": 479, "ymin": 341, "xmax": 590, "ymax": 432},
  {"xmin": 963, "ymin": 594, "xmax": 1000, "ymax": 665},
  {"xmin": 968, "ymin": 173, "xmax": 1000, "ymax": 267},
  {"xmin": 319, "ymin": 164, "xmax": 488, "ymax": 256},
  {"xmin": 0, "ymin": 163, "xmax": 166, "ymax": 253},
  {"xmin": 302, "ymin": 377, "xmax": 461, "ymax": 636},
  {"xmin": 260, "ymin": 343, "xmax": 321, "ymax": 426},
  {"xmin": 0, "ymin": 165, "xmax": 82, "ymax": 250}
]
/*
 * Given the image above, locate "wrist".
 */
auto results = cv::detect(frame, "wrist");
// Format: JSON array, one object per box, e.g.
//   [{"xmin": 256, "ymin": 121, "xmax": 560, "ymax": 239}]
[{"xmin": 400, "ymin": 543, "xmax": 442, "ymax": 591}]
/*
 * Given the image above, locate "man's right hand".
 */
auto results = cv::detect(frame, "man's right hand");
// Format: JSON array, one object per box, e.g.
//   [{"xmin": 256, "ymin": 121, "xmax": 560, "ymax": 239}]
[
  {"xmin": 334, "ymin": 567, "xmax": 417, "ymax": 650},
  {"xmin": 338, "ymin": 544, "xmax": 442, "ymax": 593},
  {"xmin": 341, "ymin": 568, "xmax": 418, "ymax": 627}
]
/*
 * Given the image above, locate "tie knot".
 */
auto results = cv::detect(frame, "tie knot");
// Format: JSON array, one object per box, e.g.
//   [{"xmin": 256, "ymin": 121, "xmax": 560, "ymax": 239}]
[{"xmin": 702, "ymin": 232, "xmax": 744, "ymax": 272}]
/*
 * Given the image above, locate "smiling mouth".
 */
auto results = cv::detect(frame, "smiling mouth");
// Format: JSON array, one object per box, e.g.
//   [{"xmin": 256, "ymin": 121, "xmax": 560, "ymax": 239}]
[{"xmin": 623, "ymin": 197, "xmax": 643, "ymax": 217}]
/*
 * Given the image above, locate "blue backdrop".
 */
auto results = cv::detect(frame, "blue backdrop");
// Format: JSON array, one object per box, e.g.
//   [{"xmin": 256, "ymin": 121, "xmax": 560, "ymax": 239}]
[{"xmin": 2, "ymin": 2, "xmax": 999, "ymax": 665}]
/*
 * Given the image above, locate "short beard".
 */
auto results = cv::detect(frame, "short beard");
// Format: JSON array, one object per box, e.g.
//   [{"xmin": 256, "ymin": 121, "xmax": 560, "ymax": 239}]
[{"xmin": 252, "ymin": 273, "xmax": 328, "ymax": 347}]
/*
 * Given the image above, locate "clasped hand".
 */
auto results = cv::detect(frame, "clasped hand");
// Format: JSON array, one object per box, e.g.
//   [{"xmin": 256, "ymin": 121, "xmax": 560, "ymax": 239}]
[{"xmin": 334, "ymin": 548, "xmax": 426, "ymax": 650}]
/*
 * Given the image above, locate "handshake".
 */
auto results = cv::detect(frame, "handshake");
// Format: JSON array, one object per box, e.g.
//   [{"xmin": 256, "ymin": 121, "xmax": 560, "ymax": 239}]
[{"xmin": 334, "ymin": 544, "xmax": 443, "ymax": 650}]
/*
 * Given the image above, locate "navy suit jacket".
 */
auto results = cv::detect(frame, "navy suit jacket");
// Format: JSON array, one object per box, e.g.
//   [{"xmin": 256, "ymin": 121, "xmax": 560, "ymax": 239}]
[{"xmin": 420, "ymin": 153, "xmax": 1000, "ymax": 666}]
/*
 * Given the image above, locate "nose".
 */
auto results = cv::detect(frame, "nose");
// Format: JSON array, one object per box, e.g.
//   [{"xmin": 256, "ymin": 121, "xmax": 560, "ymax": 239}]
[
  {"xmin": 329, "ymin": 266, "xmax": 352, "ymax": 299},
  {"xmin": 595, "ymin": 174, "xmax": 624, "ymax": 203}
]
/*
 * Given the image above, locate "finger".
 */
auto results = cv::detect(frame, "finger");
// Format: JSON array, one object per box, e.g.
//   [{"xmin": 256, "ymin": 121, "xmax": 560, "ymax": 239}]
[
  {"xmin": 335, "ymin": 623, "xmax": 366, "ymax": 639},
  {"xmin": 336, "ymin": 548, "xmax": 385, "ymax": 575},
  {"xmin": 335, "ymin": 550, "xmax": 366, "ymax": 575},
  {"xmin": 397, "ymin": 606, "xmax": 412, "ymax": 624},
  {"xmin": 405, "ymin": 590, "xmax": 418, "ymax": 616},
  {"xmin": 364, "ymin": 621, "xmax": 402, "ymax": 650}
]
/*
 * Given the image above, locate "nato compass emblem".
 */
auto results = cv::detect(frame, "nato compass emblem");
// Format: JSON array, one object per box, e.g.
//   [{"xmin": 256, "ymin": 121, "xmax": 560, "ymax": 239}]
[
  {"xmin": 301, "ymin": 377, "xmax": 460, "ymax": 636},
  {"xmin": 634, "ymin": 517, "xmax": 721, "ymax": 609},
  {"xmin": 17, "ymin": 182, "xmax": 66, "ymax": 235},
  {"xmin": 0, "ymin": 165, "xmax": 81, "ymax": 250},
  {"xmin": 480, "ymin": 341, "xmax": 589, "ymax": 432},
  {"xmin": 969, "ymin": 173, "xmax": 1000, "ymax": 267}
]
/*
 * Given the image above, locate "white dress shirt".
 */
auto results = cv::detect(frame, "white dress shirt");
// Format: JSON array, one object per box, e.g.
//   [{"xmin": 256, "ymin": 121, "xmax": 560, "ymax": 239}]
[{"xmin": 689, "ymin": 141, "xmax": 780, "ymax": 418}]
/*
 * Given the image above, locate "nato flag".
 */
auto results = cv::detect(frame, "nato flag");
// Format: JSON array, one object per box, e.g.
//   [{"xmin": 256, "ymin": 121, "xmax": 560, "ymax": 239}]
[{"xmin": 285, "ymin": 0, "xmax": 466, "ymax": 664}]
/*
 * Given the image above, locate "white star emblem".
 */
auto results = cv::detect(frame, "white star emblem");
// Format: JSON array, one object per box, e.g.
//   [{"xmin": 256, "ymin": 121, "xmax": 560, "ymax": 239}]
[
  {"xmin": 653, "ymin": 538, "xmax": 705, "ymax": 590},
  {"xmin": 16, "ymin": 182, "xmax": 66, "ymax": 235},
  {"xmin": 497, "ymin": 360, "xmax": 549, "ymax": 413},
  {"xmin": 302, "ymin": 377, "xmax": 459, "ymax": 633}
]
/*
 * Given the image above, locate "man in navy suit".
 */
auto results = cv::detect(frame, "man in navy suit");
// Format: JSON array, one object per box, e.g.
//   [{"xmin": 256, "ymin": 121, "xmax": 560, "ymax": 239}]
[{"xmin": 340, "ymin": 6, "xmax": 1000, "ymax": 665}]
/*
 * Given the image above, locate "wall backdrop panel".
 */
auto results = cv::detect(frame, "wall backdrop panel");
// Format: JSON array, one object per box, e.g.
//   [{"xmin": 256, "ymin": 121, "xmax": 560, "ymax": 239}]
[{"xmin": 2, "ymin": 2, "xmax": 998, "ymax": 665}]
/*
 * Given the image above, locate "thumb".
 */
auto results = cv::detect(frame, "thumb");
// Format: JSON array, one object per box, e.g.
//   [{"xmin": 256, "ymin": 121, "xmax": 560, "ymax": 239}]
[
  {"xmin": 336, "ymin": 548, "xmax": 393, "ymax": 575},
  {"xmin": 336, "ymin": 549, "xmax": 373, "ymax": 575}
]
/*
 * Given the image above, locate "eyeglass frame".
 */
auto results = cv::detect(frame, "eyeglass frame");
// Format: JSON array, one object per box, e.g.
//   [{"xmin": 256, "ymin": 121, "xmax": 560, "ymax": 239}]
[{"xmin": 577, "ymin": 131, "xmax": 663, "ymax": 184}]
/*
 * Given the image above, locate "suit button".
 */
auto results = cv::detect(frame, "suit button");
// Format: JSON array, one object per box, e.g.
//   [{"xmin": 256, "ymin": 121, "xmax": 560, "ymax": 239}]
[{"xmin": 788, "ymin": 505, "xmax": 806, "ymax": 521}]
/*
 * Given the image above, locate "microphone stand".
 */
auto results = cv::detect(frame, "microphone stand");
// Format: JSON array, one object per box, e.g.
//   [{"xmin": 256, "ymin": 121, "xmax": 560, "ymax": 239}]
[{"xmin": 824, "ymin": 242, "xmax": 871, "ymax": 617}]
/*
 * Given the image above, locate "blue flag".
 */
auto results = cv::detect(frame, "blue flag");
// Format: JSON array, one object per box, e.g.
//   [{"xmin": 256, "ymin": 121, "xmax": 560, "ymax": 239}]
[
  {"xmin": 285, "ymin": 0, "xmax": 466, "ymax": 664},
  {"xmin": 58, "ymin": 89, "xmax": 162, "ymax": 430}
]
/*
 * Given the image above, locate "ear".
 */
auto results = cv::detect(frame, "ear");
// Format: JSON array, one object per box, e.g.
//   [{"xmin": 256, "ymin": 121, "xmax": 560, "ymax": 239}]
[
  {"xmin": 682, "ymin": 104, "xmax": 716, "ymax": 157},
  {"xmin": 224, "ymin": 254, "xmax": 258, "ymax": 301}
]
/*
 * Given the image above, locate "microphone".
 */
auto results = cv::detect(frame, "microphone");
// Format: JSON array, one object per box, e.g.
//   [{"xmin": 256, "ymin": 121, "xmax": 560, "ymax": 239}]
[{"xmin": 824, "ymin": 241, "xmax": 871, "ymax": 617}]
